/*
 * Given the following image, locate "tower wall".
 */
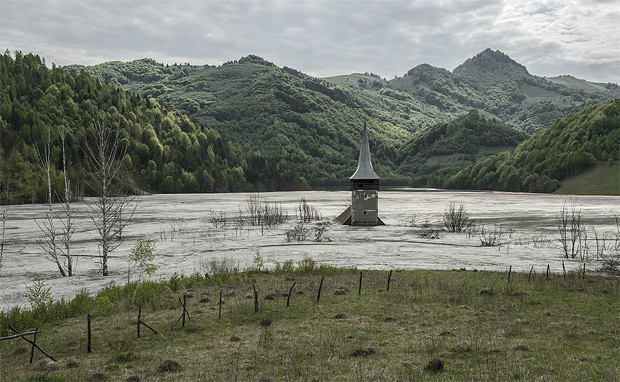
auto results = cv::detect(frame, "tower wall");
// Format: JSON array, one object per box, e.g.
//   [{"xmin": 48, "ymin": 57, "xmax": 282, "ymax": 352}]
[
  {"xmin": 351, "ymin": 179, "xmax": 379, "ymax": 226},
  {"xmin": 351, "ymin": 190, "xmax": 378, "ymax": 225}
]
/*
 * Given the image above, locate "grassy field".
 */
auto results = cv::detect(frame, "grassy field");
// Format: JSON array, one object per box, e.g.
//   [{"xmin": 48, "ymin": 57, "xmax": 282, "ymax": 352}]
[
  {"xmin": 556, "ymin": 161, "xmax": 620, "ymax": 195},
  {"xmin": 1, "ymin": 266, "xmax": 618, "ymax": 382}
]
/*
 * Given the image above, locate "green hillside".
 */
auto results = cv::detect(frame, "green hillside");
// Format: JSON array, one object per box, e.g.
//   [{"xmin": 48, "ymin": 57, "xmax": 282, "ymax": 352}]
[
  {"xmin": 397, "ymin": 110, "xmax": 526, "ymax": 176},
  {"xmin": 426, "ymin": 99, "xmax": 620, "ymax": 193},
  {"xmin": 42, "ymin": 49, "xmax": 620, "ymax": 195},
  {"xmin": 389, "ymin": 49, "xmax": 619, "ymax": 134},
  {"xmin": 69, "ymin": 50, "xmax": 618, "ymax": 186},
  {"xmin": 67, "ymin": 56, "xmax": 420, "ymax": 184},
  {"xmin": 554, "ymin": 162, "xmax": 619, "ymax": 195},
  {"xmin": 0, "ymin": 52, "xmax": 300, "ymax": 205}
]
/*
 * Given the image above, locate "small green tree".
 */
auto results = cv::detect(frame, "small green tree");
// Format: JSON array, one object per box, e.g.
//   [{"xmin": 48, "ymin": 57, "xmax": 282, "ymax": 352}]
[{"xmin": 127, "ymin": 238, "xmax": 158, "ymax": 302}]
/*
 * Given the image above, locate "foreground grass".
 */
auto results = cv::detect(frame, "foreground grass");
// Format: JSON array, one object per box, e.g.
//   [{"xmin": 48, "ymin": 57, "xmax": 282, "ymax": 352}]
[{"xmin": 1, "ymin": 268, "xmax": 618, "ymax": 382}]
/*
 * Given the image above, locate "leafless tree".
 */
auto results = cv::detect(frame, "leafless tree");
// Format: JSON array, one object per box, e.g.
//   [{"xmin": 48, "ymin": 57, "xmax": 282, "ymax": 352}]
[
  {"xmin": 556, "ymin": 200, "xmax": 586, "ymax": 259},
  {"xmin": 297, "ymin": 197, "xmax": 321, "ymax": 223},
  {"xmin": 57, "ymin": 124, "xmax": 76, "ymax": 276},
  {"xmin": 0, "ymin": 209, "xmax": 6, "ymax": 276},
  {"xmin": 443, "ymin": 202, "xmax": 472, "ymax": 233},
  {"xmin": 34, "ymin": 124, "xmax": 78, "ymax": 277},
  {"xmin": 34, "ymin": 124, "xmax": 65, "ymax": 276},
  {"xmin": 85, "ymin": 109, "xmax": 136, "ymax": 276}
]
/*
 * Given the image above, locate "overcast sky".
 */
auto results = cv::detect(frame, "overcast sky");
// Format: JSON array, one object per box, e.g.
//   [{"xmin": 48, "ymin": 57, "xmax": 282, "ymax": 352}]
[{"xmin": 1, "ymin": 0, "xmax": 618, "ymax": 83}]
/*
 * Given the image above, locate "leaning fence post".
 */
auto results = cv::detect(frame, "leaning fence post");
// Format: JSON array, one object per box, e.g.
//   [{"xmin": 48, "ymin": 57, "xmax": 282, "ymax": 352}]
[
  {"xmin": 507, "ymin": 265, "xmax": 512, "ymax": 283},
  {"xmin": 387, "ymin": 270, "xmax": 393, "ymax": 291},
  {"xmin": 546, "ymin": 264, "xmax": 550, "ymax": 281},
  {"xmin": 171, "ymin": 295, "xmax": 192, "ymax": 329},
  {"xmin": 317, "ymin": 276, "xmax": 324, "ymax": 302},
  {"xmin": 87, "ymin": 314, "xmax": 92, "ymax": 353},
  {"xmin": 29, "ymin": 327, "xmax": 38, "ymax": 363},
  {"xmin": 287, "ymin": 282, "xmax": 296, "ymax": 308},
  {"xmin": 182, "ymin": 294, "xmax": 187, "ymax": 328},
  {"xmin": 528, "ymin": 266, "xmax": 534, "ymax": 282}
]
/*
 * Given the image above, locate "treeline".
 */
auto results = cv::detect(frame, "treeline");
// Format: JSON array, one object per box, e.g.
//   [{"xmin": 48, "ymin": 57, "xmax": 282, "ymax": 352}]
[
  {"xmin": 0, "ymin": 51, "xmax": 303, "ymax": 204},
  {"xmin": 411, "ymin": 99, "xmax": 620, "ymax": 192},
  {"xmin": 85, "ymin": 56, "xmax": 410, "ymax": 182}
]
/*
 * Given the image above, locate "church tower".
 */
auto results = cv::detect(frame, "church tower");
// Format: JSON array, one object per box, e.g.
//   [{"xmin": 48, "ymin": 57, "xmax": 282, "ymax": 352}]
[{"xmin": 336, "ymin": 123, "xmax": 383, "ymax": 226}]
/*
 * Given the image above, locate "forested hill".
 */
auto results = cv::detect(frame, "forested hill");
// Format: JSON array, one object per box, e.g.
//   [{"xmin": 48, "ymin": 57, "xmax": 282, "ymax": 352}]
[
  {"xmin": 67, "ymin": 49, "xmax": 618, "ymax": 186},
  {"xmin": 66, "ymin": 55, "xmax": 414, "ymax": 184},
  {"xmin": 389, "ymin": 49, "xmax": 619, "ymax": 133},
  {"xmin": 0, "ymin": 52, "xmax": 302, "ymax": 205},
  {"xmin": 397, "ymin": 110, "xmax": 527, "ymax": 177},
  {"xmin": 423, "ymin": 99, "xmax": 619, "ymax": 193}
]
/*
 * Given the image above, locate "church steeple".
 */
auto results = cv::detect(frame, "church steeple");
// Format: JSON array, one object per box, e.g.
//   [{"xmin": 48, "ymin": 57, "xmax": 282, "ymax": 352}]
[{"xmin": 350, "ymin": 122, "xmax": 380, "ymax": 180}]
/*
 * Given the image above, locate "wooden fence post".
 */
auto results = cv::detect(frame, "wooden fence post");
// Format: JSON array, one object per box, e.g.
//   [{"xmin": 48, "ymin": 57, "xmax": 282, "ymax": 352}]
[
  {"xmin": 218, "ymin": 290, "xmax": 222, "ymax": 319},
  {"xmin": 182, "ymin": 295, "xmax": 187, "ymax": 327},
  {"xmin": 29, "ymin": 327, "xmax": 38, "ymax": 363},
  {"xmin": 253, "ymin": 284, "xmax": 259, "ymax": 313},
  {"xmin": 583, "ymin": 263, "xmax": 586, "ymax": 280},
  {"xmin": 358, "ymin": 271, "xmax": 363, "ymax": 295},
  {"xmin": 171, "ymin": 295, "xmax": 191, "ymax": 329},
  {"xmin": 137, "ymin": 304, "xmax": 142, "ymax": 338},
  {"xmin": 137, "ymin": 304, "xmax": 158, "ymax": 336},
  {"xmin": 387, "ymin": 270, "xmax": 393, "ymax": 291},
  {"xmin": 546, "ymin": 264, "xmax": 550, "ymax": 281},
  {"xmin": 528, "ymin": 266, "xmax": 534, "ymax": 282},
  {"xmin": 6, "ymin": 325, "xmax": 55, "ymax": 362},
  {"xmin": 87, "ymin": 314, "xmax": 92, "ymax": 353},
  {"xmin": 508, "ymin": 265, "xmax": 512, "ymax": 283},
  {"xmin": 287, "ymin": 282, "xmax": 296, "ymax": 308},
  {"xmin": 317, "ymin": 276, "xmax": 324, "ymax": 302}
]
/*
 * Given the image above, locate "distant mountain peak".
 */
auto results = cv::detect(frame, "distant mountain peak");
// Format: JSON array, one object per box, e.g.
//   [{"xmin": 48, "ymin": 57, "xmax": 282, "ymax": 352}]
[{"xmin": 454, "ymin": 48, "xmax": 529, "ymax": 76}]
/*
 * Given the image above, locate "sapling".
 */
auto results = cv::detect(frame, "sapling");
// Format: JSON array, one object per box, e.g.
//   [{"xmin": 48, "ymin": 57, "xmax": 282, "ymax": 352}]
[{"xmin": 127, "ymin": 238, "xmax": 158, "ymax": 303}]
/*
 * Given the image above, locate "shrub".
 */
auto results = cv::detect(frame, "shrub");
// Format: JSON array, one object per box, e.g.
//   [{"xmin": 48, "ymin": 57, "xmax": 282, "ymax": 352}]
[
  {"xmin": 297, "ymin": 198, "xmax": 321, "ymax": 222},
  {"xmin": 92, "ymin": 296, "xmax": 114, "ymax": 317},
  {"xmin": 24, "ymin": 280, "xmax": 53, "ymax": 312},
  {"xmin": 478, "ymin": 224, "xmax": 506, "ymax": 247},
  {"xmin": 296, "ymin": 256, "xmax": 317, "ymax": 273},
  {"xmin": 443, "ymin": 202, "xmax": 472, "ymax": 232},
  {"xmin": 66, "ymin": 289, "xmax": 95, "ymax": 316}
]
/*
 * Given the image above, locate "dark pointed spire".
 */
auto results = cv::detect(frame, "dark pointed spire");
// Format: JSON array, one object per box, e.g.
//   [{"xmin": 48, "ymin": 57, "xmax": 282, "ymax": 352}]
[{"xmin": 349, "ymin": 122, "xmax": 380, "ymax": 180}]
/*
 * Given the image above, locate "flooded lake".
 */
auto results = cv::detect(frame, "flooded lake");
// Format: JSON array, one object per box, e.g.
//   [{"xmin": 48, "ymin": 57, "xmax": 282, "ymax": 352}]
[{"xmin": 1, "ymin": 190, "xmax": 618, "ymax": 309}]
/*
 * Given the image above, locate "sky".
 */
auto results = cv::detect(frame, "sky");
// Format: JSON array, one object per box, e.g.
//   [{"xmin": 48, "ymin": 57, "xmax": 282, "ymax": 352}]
[{"xmin": 1, "ymin": 0, "xmax": 618, "ymax": 83}]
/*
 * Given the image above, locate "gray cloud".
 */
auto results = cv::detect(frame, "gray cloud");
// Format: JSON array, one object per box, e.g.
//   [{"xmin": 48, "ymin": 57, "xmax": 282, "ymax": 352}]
[{"xmin": 1, "ymin": 0, "xmax": 618, "ymax": 83}]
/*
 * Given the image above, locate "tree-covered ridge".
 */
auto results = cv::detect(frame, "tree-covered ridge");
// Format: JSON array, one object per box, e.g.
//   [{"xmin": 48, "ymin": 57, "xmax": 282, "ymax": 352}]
[
  {"xmin": 73, "ymin": 55, "xmax": 415, "ymax": 183},
  {"xmin": 437, "ymin": 99, "xmax": 620, "ymax": 193},
  {"xmin": 397, "ymin": 110, "xmax": 527, "ymax": 176},
  {"xmin": 390, "ymin": 49, "xmax": 619, "ymax": 134},
  {"xmin": 0, "ymin": 51, "xmax": 299, "ymax": 205},
  {"xmin": 65, "ymin": 49, "xmax": 618, "ymax": 191}
]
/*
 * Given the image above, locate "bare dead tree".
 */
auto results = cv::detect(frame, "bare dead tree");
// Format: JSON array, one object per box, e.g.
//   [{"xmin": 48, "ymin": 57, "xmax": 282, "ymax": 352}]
[
  {"xmin": 85, "ymin": 109, "xmax": 136, "ymax": 276},
  {"xmin": 443, "ymin": 202, "xmax": 472, "ymax": 233},
  {"xmin": 34, "ymin": 124, "xmax": 65, "ymax": 276},
  {"xmin": 57, "ymin": 124, "xmax": 76, "ymax": 276},
  {"xmin": 297, "ymin": 197, "xmax": 321, "ymax": 223},
  {"xmin": 0, "ymin": 209, "xmax": 6, "ymax": 276},
  {"xmin": 556, "ymin": 200, "xmax": 586, "ymax": 259}
]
